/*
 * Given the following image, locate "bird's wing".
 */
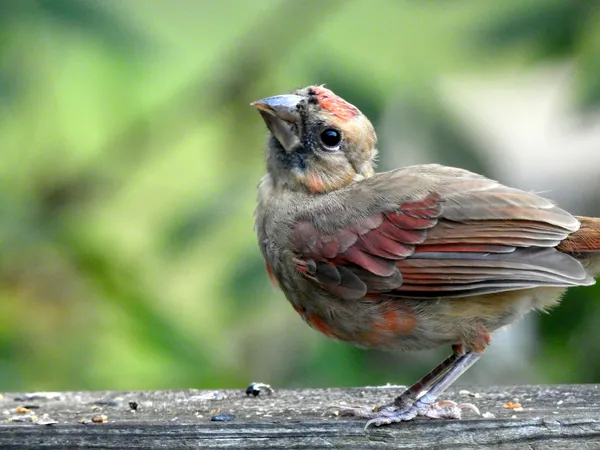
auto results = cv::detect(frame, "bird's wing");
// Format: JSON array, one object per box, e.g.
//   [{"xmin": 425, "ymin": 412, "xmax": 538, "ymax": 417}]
[{"xmin": 291, "ymin": 165, "xmax": 593, "ymax": 300}]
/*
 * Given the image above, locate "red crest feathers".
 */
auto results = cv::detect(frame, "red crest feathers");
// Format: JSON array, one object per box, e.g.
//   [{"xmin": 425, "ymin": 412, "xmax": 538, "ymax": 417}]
[{"xmin": 311, "ymin": 86, "xmax": 360, "ymax": 120}]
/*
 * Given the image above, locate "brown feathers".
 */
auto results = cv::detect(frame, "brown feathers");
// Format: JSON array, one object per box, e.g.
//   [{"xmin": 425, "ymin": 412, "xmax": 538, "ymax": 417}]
[{"xmin": 558, "ymin": 216, "xmax": 600, "ymax": 253}]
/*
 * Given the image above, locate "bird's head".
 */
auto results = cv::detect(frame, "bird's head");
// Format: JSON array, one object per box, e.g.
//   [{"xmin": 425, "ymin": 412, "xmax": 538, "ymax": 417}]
[{"xmin": 252, "ymin": 85, "xmax": 377, "ymax": 193}]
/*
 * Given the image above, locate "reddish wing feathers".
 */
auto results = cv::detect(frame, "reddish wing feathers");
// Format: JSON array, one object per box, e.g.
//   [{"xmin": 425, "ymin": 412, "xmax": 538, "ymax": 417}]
[{"xmin": 292, "ymin": 194, "xmax": 442, "ymax": 299}]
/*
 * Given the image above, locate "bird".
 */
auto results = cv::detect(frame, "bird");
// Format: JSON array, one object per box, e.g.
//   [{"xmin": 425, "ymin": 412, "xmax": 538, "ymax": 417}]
[{"xmin": 251, "ymin": 85, "xmax": 600, "ymax": 427}]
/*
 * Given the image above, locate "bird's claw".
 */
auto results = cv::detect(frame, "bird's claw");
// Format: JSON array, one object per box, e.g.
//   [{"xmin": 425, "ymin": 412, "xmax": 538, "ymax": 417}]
[
  {"xmin": 415, "ymin": 399, "xmax": 480, "ymax": 420},
  {"xmin": 368, "ymin": 399, "xmax": 480, "ymax": 428},
  {"xmin": 338, "ymin": 399, "xmax": 480, "ymax": 428},
  {"xmin": 436, "ymin": 400, "xmax": 480, "ymax": 417},
  {"xmin": 332, "ymin": 401, "xmax": 401, "ymax": 419}
]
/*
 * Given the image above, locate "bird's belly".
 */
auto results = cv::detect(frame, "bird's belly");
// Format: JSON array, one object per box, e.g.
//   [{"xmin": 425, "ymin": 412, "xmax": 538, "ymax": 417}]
[
  {"xmin": 289, "ymin": 287, "xmax": 567, "ymax": 351},
  {"xmin": 290, "ymin": 295, "xmax": 456, "ymax": 351}
]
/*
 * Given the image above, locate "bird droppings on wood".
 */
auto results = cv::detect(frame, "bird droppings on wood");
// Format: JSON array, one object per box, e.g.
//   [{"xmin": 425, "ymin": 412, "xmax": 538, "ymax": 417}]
[
  {"xmin": 1, "ymin": 385, "xmax": 600, "ymax": 448},
  {"xmin": 246, "ymin": 382, "xmax": 274, "ymax": 397}
]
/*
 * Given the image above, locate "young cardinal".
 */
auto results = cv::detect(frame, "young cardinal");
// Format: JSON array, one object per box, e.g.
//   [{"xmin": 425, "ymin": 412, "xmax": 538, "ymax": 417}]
[{"xmin": 251, "ymin": 85, "xmax": 600, "ymax": 427}]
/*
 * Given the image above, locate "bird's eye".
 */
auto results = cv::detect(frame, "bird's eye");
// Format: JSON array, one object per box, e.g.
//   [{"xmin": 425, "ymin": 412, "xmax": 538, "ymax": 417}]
[{"xmin": 320, "ymin": 128, "xmax": 342, "ymax": 148}]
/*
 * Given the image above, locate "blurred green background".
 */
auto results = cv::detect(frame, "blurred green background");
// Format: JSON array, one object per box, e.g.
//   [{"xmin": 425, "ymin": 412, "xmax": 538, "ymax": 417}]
[{"xmin": 2, "ymin": 0, "xmax": 600, "ymax": 393}]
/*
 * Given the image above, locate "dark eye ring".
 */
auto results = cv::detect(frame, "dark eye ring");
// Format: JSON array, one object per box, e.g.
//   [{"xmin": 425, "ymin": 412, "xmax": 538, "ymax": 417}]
[{"xmin": 320, "ymin": 128, "xmax": 342, "ymax": 148}]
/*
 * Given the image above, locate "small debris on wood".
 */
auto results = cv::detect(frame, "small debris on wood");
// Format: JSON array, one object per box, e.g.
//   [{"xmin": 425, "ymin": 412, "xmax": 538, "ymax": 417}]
[
  {"xmin": 246, "ymin": 382, "xmax": 274, "ymax": 397},
  {"xmin": 80, "ymin": 414, "xmax": 109, "ymax": 424},
  {"xmin": 482, "ymin": 411, "xmax": 495, "ymax": 419},
  {"xmin": 211, "ymin": 412, "xmax": 235, "ymax": 422},
  {"xmin": 92, "ymin": 415, "xmax": 109, "ymax": 423},
  {"xmin": 458, "ymin": 389, "xmax": 481, "ymax": 399},
  {"xmin": 13, "ymin": 392, "xmax": 62, "ymax": 401},
  {"xmin": 128, "ymin": 401, "xmax": 138, "ymax": 411},
  {"xmin": 8, "ymin": 415, "xmax": 36, "ymax": 423},
  {"xmin": 188, "ymin": 391, "xmax": 225, "ymax": 402},
  {"xmin": 90, "ymin": 400, "xmax": 120, "ymax": 407},
  {"xmin": 503, "ymin": 401, "xmax": 523, "ymax": 411},
  {"xmin": 36, "ymin": 414, "xmax": 58, "ymax": 426},
  {"xmin": 6, "ymin": 406, "xmax": 39, "ymax": 423}
]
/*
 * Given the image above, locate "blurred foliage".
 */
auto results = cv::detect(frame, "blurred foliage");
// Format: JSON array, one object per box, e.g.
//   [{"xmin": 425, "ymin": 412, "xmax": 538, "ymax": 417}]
[
  {"xmin": 1, "ymin": 0, "xmax": 600, "ymax": 393},
  {"xmin": 479, "ymin": 0, "xmax": 600, "ymax": 110}
]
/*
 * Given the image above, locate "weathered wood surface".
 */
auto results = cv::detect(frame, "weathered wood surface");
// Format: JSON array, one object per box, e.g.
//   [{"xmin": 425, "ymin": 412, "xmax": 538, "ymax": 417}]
[{"xmin": 1, "ymin": 385, "xmax": 600, "ymax": 449}]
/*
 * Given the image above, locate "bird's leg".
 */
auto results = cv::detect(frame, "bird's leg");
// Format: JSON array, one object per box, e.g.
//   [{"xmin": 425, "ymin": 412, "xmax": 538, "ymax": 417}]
[
  {"xmin": 365, "ymin": 351, "xmax": 482, "ymax": 427},
  {"xmin": 380, "ymin": 352, "xmax": 481, "ymax": 420},
  {"xmin": 339, "ymin": 344, "xmax": 484, "ymax": 427},
  {"xmin": 339, "ymin": 344, "xmax": 464, "ymax": 418},
  {"xmin": 379, "ymin": 344, "xmax": 466, "ymax": 412}
]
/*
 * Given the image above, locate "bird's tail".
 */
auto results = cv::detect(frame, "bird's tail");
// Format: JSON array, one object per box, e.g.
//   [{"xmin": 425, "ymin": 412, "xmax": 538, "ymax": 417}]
[
  {"xmin": 558, "ymin": 216, "xmax": 600, "ymax": 276},
  {"xmin": 558, "ymin": 217, "xmax": 600, "ymax": 253}
]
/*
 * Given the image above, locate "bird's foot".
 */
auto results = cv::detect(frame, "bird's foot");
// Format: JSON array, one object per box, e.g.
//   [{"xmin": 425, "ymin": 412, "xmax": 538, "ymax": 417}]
[{"xmin": 338, "ymin": 399, "xmax": 479, "ymax": 428}]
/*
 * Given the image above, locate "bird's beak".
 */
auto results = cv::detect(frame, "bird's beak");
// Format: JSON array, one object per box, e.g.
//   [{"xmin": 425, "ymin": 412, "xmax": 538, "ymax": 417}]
[{"xmin": 251, "ymin": 94, "xmax": 303, "ymax": 152}]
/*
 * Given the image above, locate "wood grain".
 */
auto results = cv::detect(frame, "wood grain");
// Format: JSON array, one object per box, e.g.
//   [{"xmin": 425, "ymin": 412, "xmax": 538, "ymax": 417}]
[{"xmin": 2, "ymin": 385, "xmax": 600, "ymax": 449}]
